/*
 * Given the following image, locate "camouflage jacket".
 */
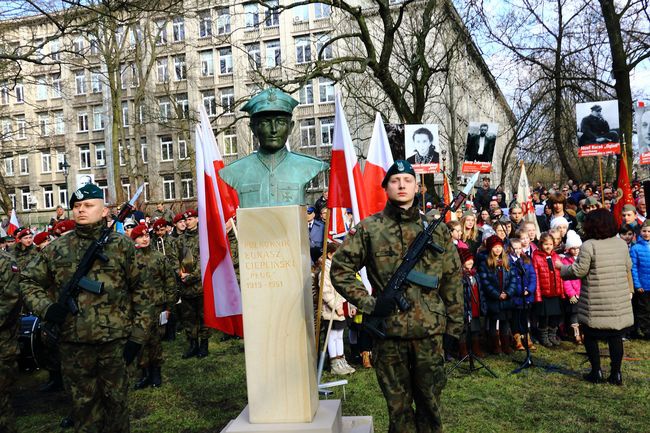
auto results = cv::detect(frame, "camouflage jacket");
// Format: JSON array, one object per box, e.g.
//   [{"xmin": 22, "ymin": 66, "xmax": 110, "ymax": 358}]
[
  {"xmin": 330, "ymin": 201, "xmax": 464, "ymax": 339},
  {"xmin": 13, "ymin": 243, "xmax": 38, "ymax": 272},
  {"xmin": 168, "ymin": 226, "xmax": 202, "ymax": 298},
  {"xmin": 151, "ymin": 233, "xmax": 177, "ymax": 259},
  {"xmin": 228, "ymin": 229, "xmax": 239, "ymax": 282},
  {"xmin": 0, "ymin": 250, "xmax": 21, "ymax": 360},
  {"xmin": 19, "ymin": 221, "xmax": 151, "ymax": 344},
  {"xmin": 135, "ymin": 245, "xmax": 178, "ymax": 308}
]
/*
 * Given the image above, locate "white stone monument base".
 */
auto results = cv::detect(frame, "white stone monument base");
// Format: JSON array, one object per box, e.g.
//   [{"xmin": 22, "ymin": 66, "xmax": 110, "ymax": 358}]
[{"xmin": 220, "ymin": 401, "xmax": 373, "ymax": 433}]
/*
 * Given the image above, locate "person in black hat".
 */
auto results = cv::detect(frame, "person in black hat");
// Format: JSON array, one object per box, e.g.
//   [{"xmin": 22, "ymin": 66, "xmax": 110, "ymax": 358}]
[
  {"xmin": 307, "ymin": 206, "xmax": 325, "ymax": 264},
  {"xmin": 578, "ymin": 104, "xmax": 619, "ymax": 146}
]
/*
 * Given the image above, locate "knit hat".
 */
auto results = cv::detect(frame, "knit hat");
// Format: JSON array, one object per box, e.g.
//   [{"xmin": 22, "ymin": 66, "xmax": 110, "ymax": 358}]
[
  {"xmin": 458, "ymin": 248, "xmax": 474, "ymax": 265},
  {"xmin": 33, "ymin": 232, "xmax": 50, "ymax": 245},
  {"xmin": 565, "ymin": 230, "xmax": 582, "ymax": 249},
  {"xmin": 130, "ymin": 224, "xmax": 149, "ymax": 240},
  {"xmin": 123, "ymin": 218, "xmax": 137, "ymax": 229},
  {"xmin": 485, "ymin": 235, "xmax": 504, "ymax": 252},
  {"xmin": 549, "ymin": 216, "xmax": 569, "ymax": 229}
]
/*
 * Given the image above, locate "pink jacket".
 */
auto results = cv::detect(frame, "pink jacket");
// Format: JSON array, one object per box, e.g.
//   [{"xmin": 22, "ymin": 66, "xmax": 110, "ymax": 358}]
[{"xmin": 561, "ymin": 256, "xmax": 581, "ymax": 298}]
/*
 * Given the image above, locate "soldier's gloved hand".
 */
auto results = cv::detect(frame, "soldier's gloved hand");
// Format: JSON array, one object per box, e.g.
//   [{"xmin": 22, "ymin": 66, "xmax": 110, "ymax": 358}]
[
  {"xmin": 44, "ymin": 303, "xmax": 68, "ymax": 324},
  {"xmin": 123, "ymin": 340, "xmax": 142, "ymax": 366},
  {"xmin": 372, "ymin": 296, "xmax": 395, "ymax": 317}
]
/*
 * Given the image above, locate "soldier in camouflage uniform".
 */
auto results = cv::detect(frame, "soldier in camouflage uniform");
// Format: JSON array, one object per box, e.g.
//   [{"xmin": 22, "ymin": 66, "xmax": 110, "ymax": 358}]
[
  {"xmin": 169, "ymin": 209, "xmax": 211, "ymax": 358},
  {"xmin": 0, "ymin": 250, "xmax": 21, "ymax": 433},
  {"xmin": 13, "ymin": 228, "xmax": 38, "ymax": 270},
  {"xmin": 331, "ymin": 160, "xmax": 463, "ymax": 433},
  {"xmin": 20, "ymin": 184, "xmax": 151, "ymax": 433},
  {"xmin": 130, "ymin": 224, "xmax": 177, "ymax": 389}
]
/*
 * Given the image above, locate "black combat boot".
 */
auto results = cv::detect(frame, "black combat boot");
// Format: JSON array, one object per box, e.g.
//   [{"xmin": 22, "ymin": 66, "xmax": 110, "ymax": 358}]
[
  {"xmin": 40, "ymin": 368, "xmax": 64, "ymax": 392},
  {"xmin": 182, "ymin": 338, "xmax": 199, "ymax": 359},
  {"xmin": 150, "ymin": 366, "xmax": 162, "ymax": 388},
  {"xmin": 197, "ymin": 338, "xmax": 209, "ymax": 358},
  {"xmin": 134, "ymin": 368, "xmax": 151, "ymax": 390}
]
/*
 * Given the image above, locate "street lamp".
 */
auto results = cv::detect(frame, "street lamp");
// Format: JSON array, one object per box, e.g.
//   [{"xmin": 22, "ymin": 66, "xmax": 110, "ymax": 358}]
[{"xmin": 62, "ymin": 157, "xmax": 71, "ymax": 218}]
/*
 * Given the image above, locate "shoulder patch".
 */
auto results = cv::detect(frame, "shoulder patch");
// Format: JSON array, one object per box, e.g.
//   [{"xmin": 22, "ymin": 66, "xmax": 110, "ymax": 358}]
[{"xmin": 348, "ymin": 227, "xmax": 357, "ymax": 236}]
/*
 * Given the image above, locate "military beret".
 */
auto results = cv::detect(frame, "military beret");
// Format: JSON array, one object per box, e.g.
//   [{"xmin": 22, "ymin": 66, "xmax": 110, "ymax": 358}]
[
  {"xmin": 485, "ymin": 235, "xmax": 504, "ymax": 252},
  {"xmin": 183, "ymin": 209, "xmax": 198, "ymax": 219},
  {"xmin": 172, "ymin": 212, "xmax": 185, "ymax": 224},
  {"xmin": 382, "ymin": 160, "xmax": 416, "ymax": 188},
  {"xmin": 152, "ymin": 218, "xmax": 168, "ymax": 230},
  {"xmin": 622, "ymin": 204, "xmax": 637, "ymax": 213},
  {"xmin": 15, "ymin": 228, "xmax": 32, "ymax": 239},
  {"xmin": 69, "ymin": 183, "xmax": 104, "ymax": 208},
  {"xmin": 130, "ymin": 224, "xmax": 149, "ymax": 240},
  {"xmin": 54, "ymin": 219, "xmax": 75, "ymax": 235},
  {"xmin": 33, "ymin": 231, "xmax": 50, "ymax": 246},
  {"xmin": 241, "ymin": 88, "xmax": 299, "ymax": 117}
]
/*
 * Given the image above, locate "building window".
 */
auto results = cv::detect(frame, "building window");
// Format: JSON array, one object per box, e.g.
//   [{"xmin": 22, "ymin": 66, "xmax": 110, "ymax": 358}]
[
  {"xmin": 15, "ymin": 116, "xmax": 26, "ymax": 139},
  {"xmin": 130, "ymin": 63, "xmax": 139, "ymax": 87},
  {"xmin": 54, "ymin": 111, "xmax": 64, "ymax": 135},
  {"xmin": 38, "ymin": 113, "xmax": 49, "ymax": 136},
  {"xmin": 91, "ymin": 69, "xmax": 103, "ymax": 93},
  {"xmin": 314, "ymin": 3, "xmax": 331, "ymax": 19},
  {"xmin": 157, "ymin": 58, "xmax": 169, "ymax": 83},
  {"xmin": 198, "ymin": 11, "xmax": 212, "ymax": 38},
  {"xmin": 163, "ymin": 175, "xmax": 175, "ymax": 200},
  {"xmin": 58, "ymin": 185, "xmax": 67, "ymax": 208},
  {"xmin": 140, "ymin": 138, "xmax": 148, "ymax": 164},
  {"xmin": 155, "ymin": 20, "xmax": 167, "ymax": 45},
  {"xmin": 295, "ymin": 37, "xmax": 311, "ymax": 64},
  {"xmin": 320, "ymin": 117, "xmax": 334, "ymax": 146},
  {"xmin": 43, "ymin": 185, "xmax": 54, "ymax": 209},
  {"xmin": 122, "ymin": 180, "xmax": 131, "ymax": 199},
  {"xmin": 316, "ymin": 34, "xmax": 333, "ymax": 60},
  {"xmin": 246, "ymin": 43, "xmax": 261, "ymax": 70},
  {"xmin": 118, "ymin": 142, "xmax": 126, "ymax": 166},
  {"xmin": 95, "ymin": 143, "xmax": 106, "ymax": 166},
  {"xmin": 181, "ymin": 173, "xmax": 194, "ymax": 199},
  {"xmin": 175, "ymin": 93, "xmax": 189, "ymax": 119},
  {"xmin": 77, "ymin": 111, "xmax": 88, "ymax": 132},
  {"xmin": 97, "ymin": 180, "xmax": 109, "ymax": 204},
  {"xmin": 264, "ymin": 0, "xmax": 280, "ymax": 27},
  {"xmin": 1, "ymin": 118, "xmax": 11, "ymax": 139},
  {"xmin": 0, "ymin": 83, "xmax": 8, "ymax": 105},
  {"xmin": 216, "ymin": 7, "xmax": 231, "ymax": 34},
  {"xmin": 202, "ymin": 90, "xmax": 216, "ymax": 117},
  {"xmin": 294, "ymin": 5, "xmax": 309, "ymax": 22},
  {"xmin": 21, "ymin": 188, "xmax": 31, "ymax": 211},
  {"xmin": 79, "ymin": 145, "xmax": 91, "ymax": 169},
  {"xmin": 223, "ymin": 127, "xmax": 238, "ymax": 156},
  {"xmin": 19, "ymin": 155, "xmax": 29, "ymax": 174},
  {"xmin": 159, "ymin": 97, "xmax": 171, "ymax": 122},
  {"xmin": 300, "ymin": 119, "xmax": 316, "ymax": 147},
  {"xmin": 265, "ymin": 40, "xmax": 281, "ymax": 68},
  {"xmin": 299, "ymin": 81, "xmax": 313, "ymax": 105},
  {"xmin": 143, "ymin": 180, "xmax": 150, "ymax": 202},
  {"xmin": 219, "ymin": 47, "xmax": 233, "ymax": 74},
  {"xmin": 41, "ymin": 152, "xmax": 51, "ymax": 173},
  {"xmin": 244, "ymin": 3, "xmax": 259, "ymax": 28},
  {"xmin": 4, "ymin": 158, "xmax": 14, "ymax": 176},
  {"xmin": 73, "ymin": 36, "xmax": 84, "ymax": 55},
  {"xmin": 92, "ymin": 106, "xmax": 105, "ymax": 131},
  {"xmin": 200, "ymin": 50, "xmax": 214, "ymax": 77},
  {"xmin": 172, "ymin": 16, "xmax": 185, "ymax": 42},
  {"xmin": 56, "ymin": 153, "xmax": 65, "ymax": 172},
  {"xmin": 174, "ymin": 55, "xmax": 186, "ymax": 81},
  {"xmin": 122, "ymin": 101, "xmax": 129, "ymax": 127},
  {"xmin": 51, "ymin": 74, "xmax": 61, "ymax": 98},
  {"xmin": 221, "ymin": 87, "xmax": 234, "ymax": 113},
  {"xmin": 89, "ymin": 35, "xmax": 100, "ymax": 54},
  {"xmin": 160, "ymin": 136, "xmax": 173, "ymax": 161},
  {"xmin": 15, "ymin": 81, "xmax": 24, "ymax": 103},
  {"xmin": 178, "ymin": 139, "xmax": 188, "ymax": 160},
  {"xmin": 319, "ymin": 78, "xmax": 335, "ymax": 103},
  {"xmin": 35, "ymin": 76, "xmax": 48, "ymax": 100},
  {"xmin": 50, "ymin": 39, "xmax": 60, "ymax": 61},
  {"xmin": 75, "ymin": 71, "xmax": 86, "ymax": 95}
]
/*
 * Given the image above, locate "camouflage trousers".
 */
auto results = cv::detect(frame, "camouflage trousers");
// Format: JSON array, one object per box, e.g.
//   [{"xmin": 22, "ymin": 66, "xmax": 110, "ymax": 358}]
[
  {"xmin": 180, "ymin": 295, "xmax": 211, "ymax": 340},
  {"xmin": 0, "ymin": 331, "xmax": 18, "ymax": 433},
  {"xmin": 60, "ymin": 339, "xmax": 130, "ymax": 433},
  {"xmin": 374, "ymin": 336, "xmax": 447, "ymax": 433},
  {"xmin": 138, "ymin": 320, "xmax": 164, "ymax": 368}
]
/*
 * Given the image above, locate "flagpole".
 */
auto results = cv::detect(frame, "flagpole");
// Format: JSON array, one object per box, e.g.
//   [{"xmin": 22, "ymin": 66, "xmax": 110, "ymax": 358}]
[
  {"xmin": 315, "ymin": 207, "xmax": 332, "ymax": 353},
  {"xmin": 598, "ymin": 155, "xmax": 605, "ymax": 208},
  {"xmin": 421, "ymin": 174, "xmax": 425, "ymax": 213}
]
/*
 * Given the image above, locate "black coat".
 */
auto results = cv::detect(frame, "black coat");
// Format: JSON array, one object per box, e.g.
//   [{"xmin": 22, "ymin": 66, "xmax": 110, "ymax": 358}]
[{"xmin": 465, "ymin": 134, "xmax": 496, "ymax": 162}]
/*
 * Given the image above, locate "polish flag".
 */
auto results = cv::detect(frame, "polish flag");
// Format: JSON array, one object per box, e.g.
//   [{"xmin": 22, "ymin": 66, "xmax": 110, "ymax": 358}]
[
  {"xmin": 328, "ymin": 207, "xmax": 347, "ymax": 243},
  {"xmin": 443, "ymin": 174, "xmax": 456, "ymax": 222},
  {"xmin": 363, "ymin": 113, "xmax": 394, "ymax": 215},
  {"xmin": 195, "ymin": 105, "xmax": 243, "ymax": 337},
  {"xmin": 7, "ymin": 209, "xmax": 19, "ymax": 236},
  {"xmin": 517, "ymin": 162, "xmax": 541, "ymax": 238}
]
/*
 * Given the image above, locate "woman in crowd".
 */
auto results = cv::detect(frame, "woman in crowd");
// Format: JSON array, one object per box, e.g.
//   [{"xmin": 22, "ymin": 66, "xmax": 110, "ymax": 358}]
[{"xmin": 461, "ymin": 212, "xmax": 481, "ymax": 254}]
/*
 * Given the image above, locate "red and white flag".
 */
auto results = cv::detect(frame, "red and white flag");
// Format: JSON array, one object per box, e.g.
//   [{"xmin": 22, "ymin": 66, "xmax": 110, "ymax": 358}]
[
  {"xmin": 443, "ymin": 174, "xmax": 456, "ymax": 222},
  {"xmin": 8, "ymin": 209, "xmax": 19, "ymax": 236},
  {"xmin": 363, "ymin": 113, "xmax": 393, "ymax": 215},
  {"xmin": 195, "ymin": 105, "xmax": 243, "ymax": 337},
  {"xmin": 517, "ymin": 162, "xmax": 540, "ymax": 238},
  {"xmin": 328, "ymin": 207, "xmax": 347, "ymax": 243}
]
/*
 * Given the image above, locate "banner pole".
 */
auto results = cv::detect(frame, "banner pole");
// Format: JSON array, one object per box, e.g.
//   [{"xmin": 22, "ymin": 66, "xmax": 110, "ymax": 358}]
[
  {"xmin": 421, "ymin": 174, "xmax": 425, "ymax": 213},
  {"xmin": 598, "ymin": 155, "xmax": 605, "ymax": 208},
  {"xmin": 315, "ymin": 207, "xmax": 331, "ymax": 353}
]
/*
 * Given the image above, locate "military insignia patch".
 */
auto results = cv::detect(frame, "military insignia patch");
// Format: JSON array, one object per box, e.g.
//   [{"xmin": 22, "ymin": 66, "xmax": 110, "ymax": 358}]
[
  {"xmin": 11, "ymin": 264, "xmax": 19, "ymax": 273},
  {"xmin": 348, "ymin": 227, "xmax": 357, "ymax": 236},
  {"xmin": 75, "ymin": 190, "xmax": 84, "ymax": 200},
  {"xmin": 397, "ymin": 161, "xmax": 405, "ymax": 171}
]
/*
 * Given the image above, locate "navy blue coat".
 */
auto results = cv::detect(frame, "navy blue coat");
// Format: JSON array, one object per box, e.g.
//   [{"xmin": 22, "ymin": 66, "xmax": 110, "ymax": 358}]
[
  {"xmin": 462, "ymin": 271, "xmax": 487, "ymax": 318},
  {"xmin": 509, "ymin": 257, "xmax": 537, "ymax": 308},
  {"xmin": 478, "ymin": 259, "xmax": 519, "ymax": 315}
]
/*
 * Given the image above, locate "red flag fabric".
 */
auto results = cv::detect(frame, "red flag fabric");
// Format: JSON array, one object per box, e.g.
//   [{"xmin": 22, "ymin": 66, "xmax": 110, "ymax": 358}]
[
  {"xmin": 443, "ymin": 174, "xmax": 452, "ymax": 222},
  {"xmin": 613, "ymin": 154, "xmax": 634, "ymax": 227},
  {"xmin": 7, "ymin": 209, "xmax": 19, "ymax": 236},
  {"xmin": 516, "ymin": 162, "xmax": 541, "ymax": 238},
  {"xmin": 328, "ymin": 207, "xmax": 347, "ymax": 242},
  {"xmin": 363, "ymin": 113, "xmax": 394, "ymax": 215},
  {"xmin": 195, "ymin": 105, "xmax": 243, "ymax": 337}
]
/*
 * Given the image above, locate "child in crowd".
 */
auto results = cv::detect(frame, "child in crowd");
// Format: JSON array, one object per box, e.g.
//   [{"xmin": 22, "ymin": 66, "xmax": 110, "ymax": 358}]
[
  {"xmin": 524, "ymin": 221, "xmax": 539, "ymax": 246},
  {"xmin": 561, "ymin": 230, "xmax": 583, "ymax": 344},
  {"xmin": 478, "ymin": 235, "xmax": 518, "ymax": 354},
  {"xmin": 493, "ymin": 221, "xmax": 510, "ymax": 248},
  {"xmin": 458, "ymin": 248, "xmax": 486, "ymax": 358},
  {"xmin": 548, "ymin": 227, "xmax": 564, "ymax": 253},
  {"xmin": 516, "ymin": 228, "xmax": 538, "ymax": 258},
  {"xmin": 550, "ymin": 216, "xmax": 570, "ymax": 244},
  {"xmin": 447, "ymin": 220, "xmax": 469, "ymax": 249},
  {"xmin": 619, "ymin": 223, "xmax": 636, "ymax": 248},
  {"xmin": 508, "ymin": 239, "xmax": 537, "ymax": 351},
  {"xmin": 532, "ymin": 232, "xmax": 565, "ymax": 347},
  {"xmin": 630, "ymin": 220, "xmax": 650, "ymax": 339}
]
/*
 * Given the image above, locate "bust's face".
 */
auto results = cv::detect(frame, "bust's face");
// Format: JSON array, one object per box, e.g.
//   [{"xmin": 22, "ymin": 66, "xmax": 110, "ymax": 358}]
[{"xmin": 251, "ymin": 112, "xmax": 294, "ymax": 152}]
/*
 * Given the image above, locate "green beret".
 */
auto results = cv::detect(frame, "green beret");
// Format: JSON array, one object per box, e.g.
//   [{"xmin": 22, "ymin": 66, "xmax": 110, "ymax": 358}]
[
  {"xmin": 70, "ymin": 183, "xmax": 104, "ymax": 208},
  {"xmin": 382, "ymin": 160, "xmax": 416, "ymax": 188},
  {"xmin": 241, "ymin": 88, "xmax": 299, "ymax": 117}
]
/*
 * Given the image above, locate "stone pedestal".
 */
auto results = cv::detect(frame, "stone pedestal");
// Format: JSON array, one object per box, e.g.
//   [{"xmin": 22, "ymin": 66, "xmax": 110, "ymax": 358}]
[{"xmin": 237, "ymin": 205, "xmax": 318, "ymax": 423}]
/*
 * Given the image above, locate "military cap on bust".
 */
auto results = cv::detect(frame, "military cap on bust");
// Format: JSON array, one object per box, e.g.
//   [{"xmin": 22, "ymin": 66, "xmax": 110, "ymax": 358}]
[
  {"xmin": 69, "ymin": 183, "xmax": 104, "ymax": 208},
  {"xmin": 241, "ymin": 88, "xmax": 299, "ymax": 117},
  {"xmin": 172, "ymin": 212, "xmax": 186, "ymax": 224},
  {"xmin": 183, "ymin": 209, "xmax": 198, "ymax": 219},
  {"xmin": 382, "ymin": 160, "xmax": 416, "ymax": 188}
]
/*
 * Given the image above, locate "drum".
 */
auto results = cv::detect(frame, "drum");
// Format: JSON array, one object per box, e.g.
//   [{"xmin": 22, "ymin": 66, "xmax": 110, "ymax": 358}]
[{"xmin": 17, "ymin": 314, "xmax": 58, "ymax": 371}]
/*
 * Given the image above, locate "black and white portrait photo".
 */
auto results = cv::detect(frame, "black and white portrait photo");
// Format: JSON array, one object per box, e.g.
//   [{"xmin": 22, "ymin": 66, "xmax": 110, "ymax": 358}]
[
  {"xmin": 405, "ymin": 124, "xmax": 439, "ymax": 165},
  {"xmin": 576, "ymin": 100, "xmax": 619, "ymax": 146},
  {"xmin": 637, "ymin": 107, "xmax": 650, "ymax": 155},
  {"xmin": 464, "ymin": 122, "xmax": 498, "ymax": 163}
]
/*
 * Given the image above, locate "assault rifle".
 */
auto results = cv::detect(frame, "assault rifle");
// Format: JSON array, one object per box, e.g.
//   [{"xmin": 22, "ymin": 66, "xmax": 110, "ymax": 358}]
[
  {"xmin": 42, "ymin": 185, "xmax": 145, "ymax": 345},
  {"xmin": 363, "ymin": 172, "xmax": 480, "ymax": 338}
]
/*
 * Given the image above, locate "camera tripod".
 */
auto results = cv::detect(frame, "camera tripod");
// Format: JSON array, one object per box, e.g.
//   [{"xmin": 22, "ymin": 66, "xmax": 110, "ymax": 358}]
[{"xmin": 447, "ymin": 308, "xmax": 497, "ymax": 378}]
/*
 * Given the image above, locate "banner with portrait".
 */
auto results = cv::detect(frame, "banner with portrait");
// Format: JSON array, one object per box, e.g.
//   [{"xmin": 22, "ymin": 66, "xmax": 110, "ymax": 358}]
[
  {"xmin": 461, "ymin": 122, "xmax": 498, "ymax": 173},
  {"xmin": 404, "ymin": 124, "xmax": 441, "ymax": 174},
  {"xmin": 576, "ymin": 100, "xmax": 620, "ymax": 157},
  {"xmin": 384, "ymin": 123, "xmax": 404, "ymax": 162},
  {"xmin": 636, "ymin": 102, "xmax": 650, "ymax": 164},
  {"xmin": 76, "ymin": 173, "xmax": 95, "ymax": 189}
]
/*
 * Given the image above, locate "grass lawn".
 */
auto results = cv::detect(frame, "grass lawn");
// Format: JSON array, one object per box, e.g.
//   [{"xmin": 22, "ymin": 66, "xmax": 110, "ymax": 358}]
[{"xmin": 14, "ymin": 336, "xmax": 650, "ymax": 433}]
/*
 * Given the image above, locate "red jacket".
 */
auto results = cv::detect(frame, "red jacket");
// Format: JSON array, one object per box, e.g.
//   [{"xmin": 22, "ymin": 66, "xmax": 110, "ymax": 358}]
[{"xmin": 532, "ymin": 249, "xmax": 564, "ymax": 301}]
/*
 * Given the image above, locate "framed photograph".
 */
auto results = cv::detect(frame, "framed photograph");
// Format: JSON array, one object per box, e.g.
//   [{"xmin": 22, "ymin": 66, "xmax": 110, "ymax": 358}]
[
  {"xmin": 576, "ymin": 100, "xmax": 620, "ymax": 157},
  {"xmin": 404, "ymin": 124, "xmax": 440, "ymax": 174},
  {"xmin": 461, "ymin": 121, "xmax": 498, "ymax": 173},
  {"xmin": 76, "ymin": 174, "xmax": 95, "ymax": 189},
  {"xmin": 636, "ymin": 104, "xmax": 650, "ymax": 164}
]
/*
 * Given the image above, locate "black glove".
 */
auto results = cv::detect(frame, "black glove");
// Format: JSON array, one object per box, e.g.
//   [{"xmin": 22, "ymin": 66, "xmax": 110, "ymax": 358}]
[
  {"xmin": 44, "ymin": 303, "xmax": 68, "ymax": 324},
  {"xmin": 372, "ymin": 296, "xmax": 396, "ymax": 317},
  {"xmin": 123, "ymin": 340, "xmax": 142, "ymax": 366}
]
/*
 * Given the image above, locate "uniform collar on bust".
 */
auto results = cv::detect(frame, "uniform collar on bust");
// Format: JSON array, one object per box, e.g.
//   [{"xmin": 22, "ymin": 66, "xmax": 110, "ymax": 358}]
[
  {"xmin": 75, "ymin": 221, "xmax": 106, "ymax": 239},
  {"xmin": 383, "ymin": 200, "xmax": 420, "ymax": 223}
]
